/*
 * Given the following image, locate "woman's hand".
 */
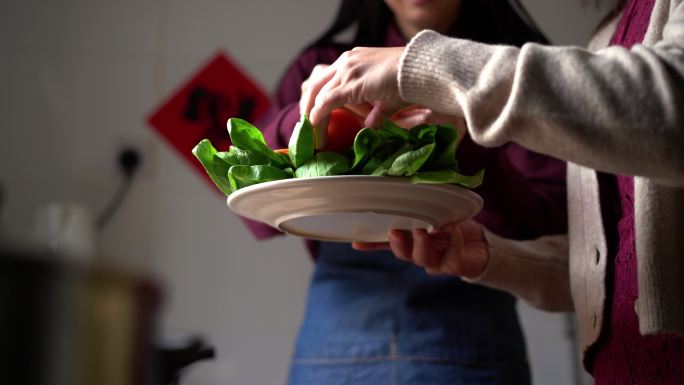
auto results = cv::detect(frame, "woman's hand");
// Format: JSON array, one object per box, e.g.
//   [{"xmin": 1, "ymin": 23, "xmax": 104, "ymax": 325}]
[
  {"xmin": 352, "ymin": 219, "xmax": 489, "ymax": 279},
  {"xmin": 300, "ymin": 63, "xmax": 374, "ymax": 148},
  {"xmin": 300, "ymin": 47, "xmax": 408, "ymax": 129},
  {"xmin": 302, "ymin": 65, "xmax": 373, "ymax": 116}
]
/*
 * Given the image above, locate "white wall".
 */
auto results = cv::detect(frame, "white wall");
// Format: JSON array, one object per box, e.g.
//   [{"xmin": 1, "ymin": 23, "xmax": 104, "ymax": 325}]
[{"xmin": 0, "ymin": 1, "xmax": 604, "ymax": 384}]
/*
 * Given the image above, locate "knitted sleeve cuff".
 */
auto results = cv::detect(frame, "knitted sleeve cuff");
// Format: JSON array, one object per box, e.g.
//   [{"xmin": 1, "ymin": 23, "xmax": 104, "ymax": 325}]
[{"xmin": 399, "ymin": 30, "xmax": 498, "ymax": 116}]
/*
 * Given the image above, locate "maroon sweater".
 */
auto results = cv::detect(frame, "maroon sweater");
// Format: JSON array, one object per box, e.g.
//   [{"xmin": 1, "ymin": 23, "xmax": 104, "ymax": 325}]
[{"xmin": 589, "ymin": 0, "xmax": 684, "ymax": 382}]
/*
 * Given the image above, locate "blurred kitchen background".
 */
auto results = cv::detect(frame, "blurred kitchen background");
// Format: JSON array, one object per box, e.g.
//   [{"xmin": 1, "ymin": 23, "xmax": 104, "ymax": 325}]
[{"xmin": 0, "ymin": 1, "xmax": 607, "ymax": 384}]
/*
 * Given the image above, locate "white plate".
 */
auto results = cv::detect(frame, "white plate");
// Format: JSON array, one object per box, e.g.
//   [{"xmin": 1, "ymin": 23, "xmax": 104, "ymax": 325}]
[{"xmin": 227, "ymin": 175, "xmax": 483, "ymax": 243}]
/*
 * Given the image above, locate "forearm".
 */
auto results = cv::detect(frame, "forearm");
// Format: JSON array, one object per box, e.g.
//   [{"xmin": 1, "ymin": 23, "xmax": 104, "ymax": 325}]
[
  {"xmin": 399, "ymin": 8, "xmax": 684, "ymax": 186},
  {"xmin": 466, "ymin": 229, "xmax": 574, "ymax": 312}
]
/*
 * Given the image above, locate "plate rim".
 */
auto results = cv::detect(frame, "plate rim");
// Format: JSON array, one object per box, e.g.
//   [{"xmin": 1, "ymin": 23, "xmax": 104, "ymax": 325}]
[
  {"xmin": 226, "ymin": 175, "xmax": 483, "ymax": 242},
  {"xmin": 227, "ymin": 175, "xmax": 483, "ymax": 206}
]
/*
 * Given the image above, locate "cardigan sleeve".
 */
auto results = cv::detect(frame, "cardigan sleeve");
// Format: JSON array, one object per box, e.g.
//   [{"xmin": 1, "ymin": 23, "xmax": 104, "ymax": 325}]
[
  {"xmin": 465, "ymin": 229, "xmax": 574, "ymax": 312},
  {"xmin": 399, "ymin": 2, "xmax": 684, "ymax": 187}
]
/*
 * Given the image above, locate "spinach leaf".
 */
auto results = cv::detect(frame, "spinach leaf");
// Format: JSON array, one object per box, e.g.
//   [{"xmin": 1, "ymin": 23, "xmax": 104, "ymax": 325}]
[
  {"xmin": 411, "ymin": 169, "xmax": 485, "ymax": 188},
  {"xmin": 216, "ymin": 146, "xmax": 270, "ymax": 166},
  {"xmin": 378, "ymin": 120, "xmax": 411, "ymax": 141},
  {"xmin": 431, "ymin": 124, "xmax": 459, "ymax": 168},
  {"xmin": 283, "ymin": 167, "xmax": 295, "ymax": 177},
  {"xmin": 192, "ymin": 139, "xmax": 233, "ymax": 196},
  {"xmin": 370, "ymin": 164, "xmax": 389, "ymax": 176},
  {"xmin": 388, "ymin": 143, "xmax": 435, "ymax": 176},
  {"xmin": 351, "ymin": 127, "xmax": 381, "ymax": 169},
  {"xmin": 402, "ymin": 123, "xmax": 459, "ymax": 169},
  {"xmin": 295, "ymin": 152, "xmax": 350, "ymax": 178},
  {"xmin": 288, "ymin": 114, "xmax": 315, "ymax": 168},
  {"xmin": 409, "ymin": 124, "xmax": 437, "ymax": 144},
  {"xmin": 361, "ymin": 157, "xmax": 383, "ymax": 175},
  {"xmin": 227, "ymin": 118, "xmax": 291, "ymax": 168},
  {"xmin": 383, "ymin": 143, "xmax": 412, "ymax": 165},
  {"xmin": 370, "ymin": 143, "xmax": 412, "ymax": 176},
  {"xmin": 228, "ymin": 165, "xmax": 292, "ymax": 191},
  {"xmin": 195, "ymin": 117, "xmax": 484, "ymax": 195},
  {"xmin": 372, "ymin": 140, "xmax": 402, "ymax": 162}
]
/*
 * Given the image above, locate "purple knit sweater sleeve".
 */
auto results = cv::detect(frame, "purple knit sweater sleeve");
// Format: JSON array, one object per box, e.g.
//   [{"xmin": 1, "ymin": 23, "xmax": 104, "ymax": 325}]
[{"xmin": 241, "ymin": 45, "xmax": 345, "ymax": 240}]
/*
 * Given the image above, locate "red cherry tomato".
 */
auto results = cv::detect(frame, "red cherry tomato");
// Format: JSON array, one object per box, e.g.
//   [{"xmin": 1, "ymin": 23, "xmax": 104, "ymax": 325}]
[{"xmin": 321, "ymin": 108, "xmax": 365, "ymax": 153}]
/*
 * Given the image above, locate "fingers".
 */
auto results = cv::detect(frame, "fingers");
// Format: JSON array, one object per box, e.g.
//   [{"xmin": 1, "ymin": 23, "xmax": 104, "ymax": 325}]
[
  {"xmin": 310, "ymin": 85, "xmax": 349, "ymax": 127},
  {"xmin": 458, "ymin": 218, "xmax": 483, "ymax": 238},
  {"xmin": 411, "ymin": 229, "xmax": 436, "ymax": 268},
  {"xmin": 444, "ymin": 224, "xmax": 465, "ymax": 269},
  {"xmin": 365, "ymin": 103, "xmax": 398, "ymax": 128},
  {"xmin": 412, "ymin": 228, "xmax": 452, "ymax": 271},
  {"xmin": 300, "ymin": 64, "xmax": 330, "ymax": 108},
  {"xmin": 382, "ymin": 221, "xmax": 487, "ymax": 278},
  {"xmin": 303, "ymin": 54, "xmax": 350, "ymax": 126},
  {"xmin": 390, "ymin": 110, "xmax": 431, "ymax": 129},
  {"xmin": 300, "ymin": 64, "xmax": 336, "ymax": 119},
  {"xmin": 388, "ymin": 108, "xmax": 467, "ymax": 133},
  {"xmin": 385, "ymin": 225, "xmax": 471, "ymax": 278},
  {"xmin": 343, "ymin": 103, "xmax": 373, "ymax": 119},
  {"xmin": 311, "ymin": 75, "xmax": 342, "ymax": 149},
  {"xmin": 310, "ymin": 64, "xmax": 329, "ymax": 80},
  {"xmin": 310, "ymin": 71, "xmax": 344, "ymax": 136},
  {"xmin": 437, "ymin": 221, "xmax": 489, "ymax": 279},
  {"xmin": 388, "ymin": 229, "xmax": 413, "ymax": 262},
  {"xmin": 303, "ymin": 47, "xmax": 406, "ymax": 128},
  {"xmin": 299, "ymin": 64, "xmax": 340, "ymax": 149}
]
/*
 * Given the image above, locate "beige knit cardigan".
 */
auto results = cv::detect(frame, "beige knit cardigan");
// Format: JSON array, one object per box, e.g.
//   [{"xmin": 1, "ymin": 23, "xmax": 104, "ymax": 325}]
[{"xmin": 399, "ymin": 0, "xmax": 684, "ymax": 356}]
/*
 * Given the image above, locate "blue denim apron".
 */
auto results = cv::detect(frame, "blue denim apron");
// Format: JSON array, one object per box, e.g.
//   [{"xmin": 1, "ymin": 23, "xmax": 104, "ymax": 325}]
[{"xmin": 287, "ymin": 242, "xmax": 530, "ymax": 385}]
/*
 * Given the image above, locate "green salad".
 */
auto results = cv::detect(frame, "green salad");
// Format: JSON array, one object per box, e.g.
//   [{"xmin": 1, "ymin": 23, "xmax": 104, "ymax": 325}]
[{"xmin": 192, "ymin": 115, "xmax": 484, "ymax": 196}]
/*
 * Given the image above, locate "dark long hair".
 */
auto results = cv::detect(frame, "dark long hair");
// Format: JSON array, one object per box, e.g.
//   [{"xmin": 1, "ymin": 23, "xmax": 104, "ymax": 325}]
[{"xmin": 312, "ymin": 0, "xmax": 551, "ymax": 48}]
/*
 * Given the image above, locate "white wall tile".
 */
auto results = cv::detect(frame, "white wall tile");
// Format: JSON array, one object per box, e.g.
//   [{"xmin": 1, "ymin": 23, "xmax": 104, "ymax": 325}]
[{"xmin": 0, "ymin": 0, "xmax": 161, "ymax": 55}]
